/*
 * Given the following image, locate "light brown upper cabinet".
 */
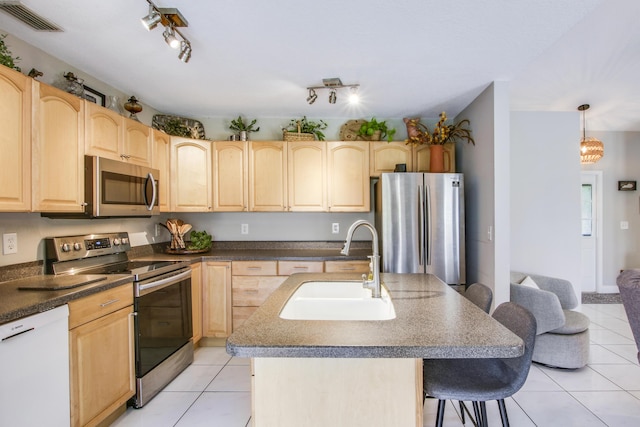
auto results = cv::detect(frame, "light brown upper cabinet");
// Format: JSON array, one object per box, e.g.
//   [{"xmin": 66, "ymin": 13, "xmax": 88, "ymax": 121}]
[
  {"xmin": 248, "ymin": 141, "xmax": 287, "ymax": 211},
  {"xmin": 327, "ymin": 141, "xmax": 370, "ymax": 212},
  {"xmin": 170, "ymin": 137, "xmax": 213, "ymax": 211},
  {"xmin": 152, "ymin": 129, "xmax": 171, "ymax": 212},
  {"xmin": 369, "ymin": 141, "xmax": 413, "ymax": 177},
  {"xmin": 32, "ymin": 82, "xmax": 85, "ymax": 213},
  {"xmin": 85, "ymin": 101, "xmax": 152, "ymax": 167},
  {"xmin": 287, "ymin": 140, "xmax": 327, "ymax": 212},
  {"xmin": 0, "ymin": 65, "xmax": 31, "ymax": 212},
  {"xmin": 213, "ymin": 140, "xmax": 248, "ymax": 211}
]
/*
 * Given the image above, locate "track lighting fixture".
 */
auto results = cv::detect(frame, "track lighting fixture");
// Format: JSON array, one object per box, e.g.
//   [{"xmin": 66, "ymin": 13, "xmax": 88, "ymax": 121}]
[
  {"xmin": 307, "ymin": 88, "xmax": 317, "ymax": 104},
  {"xmin": 141, "ymin": 0, "xmax": 193, "ymax": 62},
  {"xmin": 306, "ymin": 78, "xmax": 359, "ymax": 105}
]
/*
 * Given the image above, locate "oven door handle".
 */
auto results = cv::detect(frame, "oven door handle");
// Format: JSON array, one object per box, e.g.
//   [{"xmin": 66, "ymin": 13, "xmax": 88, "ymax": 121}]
[{"xmin": 136, "ymin": 269, "xmax": 191, "ymax": 297}]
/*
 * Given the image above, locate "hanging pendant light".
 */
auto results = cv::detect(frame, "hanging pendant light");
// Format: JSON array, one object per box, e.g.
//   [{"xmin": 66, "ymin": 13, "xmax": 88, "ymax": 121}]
[{"xmin": 578, "ymin": 104, "xmax": 604, "ymax": 164}]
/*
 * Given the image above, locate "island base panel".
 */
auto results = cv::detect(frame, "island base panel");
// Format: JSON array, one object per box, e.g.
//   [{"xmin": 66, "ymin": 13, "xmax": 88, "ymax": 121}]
[{"xmin": 253, "ymin": 357, "xmax": 422, "ymax": 427}]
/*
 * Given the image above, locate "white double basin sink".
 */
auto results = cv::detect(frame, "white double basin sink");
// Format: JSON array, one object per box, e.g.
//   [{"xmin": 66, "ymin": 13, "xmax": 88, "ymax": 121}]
[{"xmin": 279, "ymin": 280, "xmax": 396, "ymax": 321}]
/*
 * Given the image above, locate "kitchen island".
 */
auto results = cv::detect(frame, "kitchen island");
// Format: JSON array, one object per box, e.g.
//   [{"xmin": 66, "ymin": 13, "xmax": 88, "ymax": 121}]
[{"xmin": 227, "ymin": 273, "xmax": 523, "ymax": 427}]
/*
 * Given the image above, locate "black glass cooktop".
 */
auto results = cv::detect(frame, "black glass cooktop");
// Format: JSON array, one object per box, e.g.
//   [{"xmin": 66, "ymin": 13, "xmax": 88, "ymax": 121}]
[{"xmin": 84, "ymin": 260, "xmax": 188, "ymax": 281}]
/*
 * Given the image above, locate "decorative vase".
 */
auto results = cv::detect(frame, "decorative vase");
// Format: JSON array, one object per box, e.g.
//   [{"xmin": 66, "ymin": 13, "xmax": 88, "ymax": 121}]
[
  {"xmin": 240, "ymin": 131, "xmax": 248, "ymax": 141},
  {"xmin": 124, "ymin": 96, "xmax": 143, "ymax": 122},
  {"xmin": 62, "ymin": 72, "xmax": 84, "ymax": 98},
  {"xmin": 429, "ymin": 145, "xmax": 445, "ymax": 173},
  {"xmin": 106, "ymin": 95, "xmax": 125, "ymax": 115}
]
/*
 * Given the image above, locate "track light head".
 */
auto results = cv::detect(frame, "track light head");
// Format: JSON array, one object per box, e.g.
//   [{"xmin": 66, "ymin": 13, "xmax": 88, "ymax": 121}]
[
  {"xmin": 329, "ymin": 90, "xmax": 337, "ymax": 104},
  {"xmin": 141, "ymin": 6, "xmax": 161, "ymax": 30},
  {"xmin": 179, "ymin": 41, "xmax": 192, "ymax": 63},
  {"xmin": 163, "ymin": 26, "xmax": 180, "ymax": 49},
  {"xmin": 307, "ymin": 89, "xmax": 317, "ymax": 104}
]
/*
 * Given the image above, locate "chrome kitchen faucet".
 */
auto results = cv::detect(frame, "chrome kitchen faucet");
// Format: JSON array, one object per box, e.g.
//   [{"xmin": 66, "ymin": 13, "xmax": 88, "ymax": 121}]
[{"xmin": 341, "ymin": 220, "xmax": 382, "ymax": 298}]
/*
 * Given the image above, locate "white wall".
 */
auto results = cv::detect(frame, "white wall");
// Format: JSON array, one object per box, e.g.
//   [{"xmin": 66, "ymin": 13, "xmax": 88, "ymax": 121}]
[
  {"xmin": 510, "ymin": 111, "xmax": 582, "ymax": 295},
  {"xmin": 582, "ymin": 130, "xmax": 640, "ymax": 292},
  {"xmin": 457, "ymin": 81, "xmax": 511, "ymax": 305}
]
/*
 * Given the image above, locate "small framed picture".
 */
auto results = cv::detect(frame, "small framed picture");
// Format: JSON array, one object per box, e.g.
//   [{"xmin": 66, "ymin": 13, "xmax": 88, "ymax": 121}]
[
  {"xmin": 618, "ymin": 180, "xmax": 637, "ymax": 191},
  {"xmin": 83, "ymin": 85, "xmax": 106, "ymax": 107}
]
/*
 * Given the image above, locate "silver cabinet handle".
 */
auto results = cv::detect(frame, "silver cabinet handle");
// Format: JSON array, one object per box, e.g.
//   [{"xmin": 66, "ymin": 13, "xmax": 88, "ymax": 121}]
[{"xmin": 100, "ymin": 299, "xmax": 119, "ymax": 308}]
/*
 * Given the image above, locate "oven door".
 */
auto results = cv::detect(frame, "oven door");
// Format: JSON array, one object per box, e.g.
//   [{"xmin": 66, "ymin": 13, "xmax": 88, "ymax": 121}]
[{"xmin": 134, "ymin": 268, "xmax": 192, "ymax": 378}]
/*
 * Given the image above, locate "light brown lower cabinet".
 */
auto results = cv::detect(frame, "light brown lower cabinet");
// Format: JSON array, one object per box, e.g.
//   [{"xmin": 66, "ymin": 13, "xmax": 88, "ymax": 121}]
[
  {"xmin": 231, "ymin": 260, "xmax": 368, "ymax": 331},
  {"xmin": 202, "ymin": 261, "xmax": 232, "ymax": 338},
  {"xmin": 68, "ymin": 284, "xmax": 135, "ymax": 427}
]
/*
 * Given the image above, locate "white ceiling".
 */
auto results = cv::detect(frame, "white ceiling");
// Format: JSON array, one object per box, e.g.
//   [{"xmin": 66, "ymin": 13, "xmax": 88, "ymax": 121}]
[{"xmin": 1, "ymin": 0, "xmax": 637, "ymax": 131}]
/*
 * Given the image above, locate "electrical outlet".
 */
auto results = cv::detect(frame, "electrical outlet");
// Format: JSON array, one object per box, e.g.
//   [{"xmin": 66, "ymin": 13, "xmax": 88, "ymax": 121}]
[
  {"xmin": 332, "ymin": 223, "xmax": 340, "ymax": 234},
  {"xmin": 3, "ymin": 233, "xmax": 17, "ymax": 255},
  {"xmin": 155, "ymin": 223, "xmax": 160, "ymax": 237},
  {"xmin": 241, "ymin": 224, "xmax": 249, "ymax": 235}
]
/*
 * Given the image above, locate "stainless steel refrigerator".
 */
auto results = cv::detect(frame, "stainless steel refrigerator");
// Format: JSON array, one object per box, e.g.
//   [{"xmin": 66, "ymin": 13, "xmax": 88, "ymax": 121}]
[{"xmin": 378, "ymin": 172, "xmax": 465, "ymax": 285}]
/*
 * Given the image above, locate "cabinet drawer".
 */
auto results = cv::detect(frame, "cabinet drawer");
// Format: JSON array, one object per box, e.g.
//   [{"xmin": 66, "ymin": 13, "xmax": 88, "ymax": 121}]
[
  {"xmin": 232, "ymin": 276, "xmax": 286, "ymax": 306},
  {"xmin": 232, "ymin": 261, "xmax": 278, "ymax": 276},
  {"xmin": 68, "ymin": 283, "xmax": 133, "ymax": 329},
  {"xmin": 232, "ymin": 306, "xmax": 257, "ymax": 331},
  {"xmin": 324, "ymin": 261, "xmax": 370, "ymax": 274},
  {"xmin": 278, "ymin": 261, "xmax": 324, "ymax": 276}
]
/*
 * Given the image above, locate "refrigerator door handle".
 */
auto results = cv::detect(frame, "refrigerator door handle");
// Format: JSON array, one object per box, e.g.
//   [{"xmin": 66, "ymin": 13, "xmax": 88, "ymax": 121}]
[
  {"xmin": 425, "ymin": 183, "xmax": 432, "ymax": 266},
  {"xmin": 418, "ymin": 184, "xmax": 424, "ymax": 267}
]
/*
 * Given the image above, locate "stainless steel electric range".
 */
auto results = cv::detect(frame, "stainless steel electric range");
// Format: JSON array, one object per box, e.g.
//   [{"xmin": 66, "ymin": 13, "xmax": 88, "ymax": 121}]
[{"xmin": 46, "ymin": 232, "xmax": 193, "ymax": 408}]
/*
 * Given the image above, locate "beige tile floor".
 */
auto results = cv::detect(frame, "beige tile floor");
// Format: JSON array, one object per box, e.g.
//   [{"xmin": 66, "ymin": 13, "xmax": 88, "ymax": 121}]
[{"xmin": 112, "ymin": 303, "xmax": 640, "ymax": 427}]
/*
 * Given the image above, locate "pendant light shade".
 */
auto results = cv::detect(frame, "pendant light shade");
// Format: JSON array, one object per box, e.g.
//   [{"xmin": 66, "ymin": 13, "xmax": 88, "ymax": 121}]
[{"xmin": 578, "ymin": 104, "xmax": 604, "ymax": 164}]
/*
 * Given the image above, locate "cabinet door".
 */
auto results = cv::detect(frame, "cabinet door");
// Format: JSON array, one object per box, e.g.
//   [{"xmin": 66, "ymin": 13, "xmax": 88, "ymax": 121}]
[
  {"xmin": 327, "ymin": 141, "xmax": 370, "ymax": 212},
  {"xmin": 32, "ymin": 82, "xmax": 85, "ymax": 212},
  {"xmin": 288, "ymin": 141, "xmax": 326, "ymax": 211},
  {"xmin": 414, "ymin": 143, "xmax": 456, "ymax": 172},
  {"xmin": 369, "ymin": 141, "xmax": 413, "ymax": 176},
  {"xmin": 170, "ymin": 137, "xmax": 212, "ymax": 211},
  {"xmin": 0, "ymin": 65, "xmax": 31, "ymax": 211},
  {"xmin": 249, "ymin": 141, "xmax": 287, "ymax": 211},
  {"xmin": 123, "ymin": 117, "xmax": 152, "ymax": 166},
  {"xmin": 84, "ymin": 101, "xmax": 123, "ymax": 160},
  {"xmin": 190, "ymin": 263, "xmax": 203, "ymax": 343},
  {"xmin": 152, "ymin": 129, "xmax": 171, "ymax": 212},
  {"xmin": 202, "ymin": 261, "xmax": 232, "ymax": 338},
  {"xmin": 69, "ymin": 306, "xmax": 135, "ymax": 427},
  {"xmin": 213, "ymin": 141, "xmax": 248, "ymax": 211}
]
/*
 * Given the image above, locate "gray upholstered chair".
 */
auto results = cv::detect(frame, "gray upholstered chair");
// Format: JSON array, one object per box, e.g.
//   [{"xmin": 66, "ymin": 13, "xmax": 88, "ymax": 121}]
[
  {"xmin": 510, "ymin": 271, "xmax": 590, "ymax": 369},
  {"xmin": 423, "ymin": 302, "xmax": 537, "ymax": 427},
  {"xmin": 465, "ymin": 283, "xmax": 493, "ymax": 313},
  {"xmin": 616, "ymin": 269, "xmax": 640, "ymax": 363}
]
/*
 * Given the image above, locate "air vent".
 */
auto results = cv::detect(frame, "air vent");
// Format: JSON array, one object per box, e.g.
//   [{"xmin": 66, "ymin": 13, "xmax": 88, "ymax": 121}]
[{"xmin": 0, "ymin": 1, "xmax": 62, "ymax": 32}]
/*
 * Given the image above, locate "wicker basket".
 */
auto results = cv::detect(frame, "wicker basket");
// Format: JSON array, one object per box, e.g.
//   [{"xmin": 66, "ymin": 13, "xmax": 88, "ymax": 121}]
[{"xmin": 283, "ymin": 122, "xmax": 315, "ymax": 142}]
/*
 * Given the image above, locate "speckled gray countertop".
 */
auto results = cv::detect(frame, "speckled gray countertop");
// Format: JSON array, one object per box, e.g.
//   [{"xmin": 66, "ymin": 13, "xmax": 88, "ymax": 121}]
[
  {"xmin": 0, "ymin": 242, "xmax": 369, "ymax": 326},
  {"xmin": 226, "ymin": 273, "xmax": 524, "ymax": 359},
  {"xmin": 0, "ymin": 274, "xmax": 133, "ymax": 324}
]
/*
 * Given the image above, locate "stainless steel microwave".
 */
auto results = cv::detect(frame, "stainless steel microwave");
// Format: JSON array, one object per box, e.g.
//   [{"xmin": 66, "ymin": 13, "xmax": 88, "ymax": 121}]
[{"xmin": 43, "ymin": 156, "xmax": 160, "ymax": 218}]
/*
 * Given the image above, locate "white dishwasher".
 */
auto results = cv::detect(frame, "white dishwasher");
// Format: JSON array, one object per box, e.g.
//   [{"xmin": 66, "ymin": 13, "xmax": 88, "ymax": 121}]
[{"xmin": 0, "ymin": 305, "xmax": 70, "ymax": 426}]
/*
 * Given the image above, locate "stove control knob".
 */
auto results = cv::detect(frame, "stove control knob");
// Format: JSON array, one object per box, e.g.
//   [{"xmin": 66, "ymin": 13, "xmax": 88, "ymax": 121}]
[
  {"xmin": 121, "ymin": 237, "xmax": 129, "ymax": 245},
  {"xmin": 73, "ymin": 242, "xmax": 82, "ymax": 251},
  {"xmin": 113, "ymin": 238, "xmax": 121, "ymax": 246},
  {"xmin": 61, "ymin": 243, "xmax": 71, "ymax": 252}
]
